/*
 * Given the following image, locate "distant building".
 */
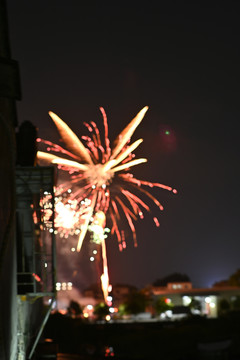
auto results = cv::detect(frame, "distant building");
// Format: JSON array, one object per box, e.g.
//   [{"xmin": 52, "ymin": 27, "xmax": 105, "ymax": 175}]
[
  {"xmin": 148, "ymin": 281, "xmax": 240, "ymax": 318},
  {"xmin": 111, "ymin": 284, "xmax": 137, "ymax": 307},
  {"xmin": 167, "ymin": 282, "xmax": 192, "ymax": 291}
]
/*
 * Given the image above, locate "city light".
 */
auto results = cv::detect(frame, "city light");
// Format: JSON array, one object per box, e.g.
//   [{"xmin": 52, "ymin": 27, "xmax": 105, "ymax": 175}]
[{"xmin": 105, "ymin": 315, "xmax": 111, "ymax": 321}]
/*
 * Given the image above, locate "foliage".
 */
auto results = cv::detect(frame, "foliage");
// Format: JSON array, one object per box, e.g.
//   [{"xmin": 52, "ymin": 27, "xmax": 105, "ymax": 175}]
[
  {"xmin": 228, "ymin": 269, "xmax": 240, "ymax": 287},
  {"xmin": 118, "ymin": 303, "xmax": 128, "ymax": 317},
  {"xmin": 93, "ymin": 302, "xmax": 109, "ymax": 319},
  {"xmin": 213, "ymin": 269, "xmax": 240, "ymax": 287},
  {"xmin": 219, "ymin": 299, "xmax": 230, "ymax": 313},
  {"xmin": 153, "ymin": 273, "xmax": 191, "ymax": 287},
  {"xmin": 213, "ymin": 280, "xmax": 229, "ymax": 287},
  {"xmin": 189, "ymin": 299, "xmax": 201, "ymax": 311},
  {"xmin": 68, "ymin": 300, "xmax": 82, "ymax": 317},
  {"xmin": 232, "ymin": 296, "xmax": 240, "ymax": 310},
  {"xmin": 121, "ymin": 291, "xmax": 149, "ymax": 315},
  {"xmin": 154, "ymin": 297, "xmax": 172, "ymax": 314}
]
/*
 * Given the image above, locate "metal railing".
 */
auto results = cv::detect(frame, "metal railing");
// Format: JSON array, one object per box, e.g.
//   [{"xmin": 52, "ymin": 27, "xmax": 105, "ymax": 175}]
[{"xmin": 15, "ymin": 166, "xmax": 57, "ymax": 359}]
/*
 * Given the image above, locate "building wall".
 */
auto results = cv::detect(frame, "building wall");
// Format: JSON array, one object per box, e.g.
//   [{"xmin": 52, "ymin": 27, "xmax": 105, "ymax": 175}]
[
  {"xmin": 0, "ymin": 1, "xmax": 20, "ymax": 358},
  {"xmin": 0, "ymin": 113, "xmax": 17, "ymax": 360},
  {"xmin": 151, "ymin": 284, "xmax": 240, "ymax": 319}
]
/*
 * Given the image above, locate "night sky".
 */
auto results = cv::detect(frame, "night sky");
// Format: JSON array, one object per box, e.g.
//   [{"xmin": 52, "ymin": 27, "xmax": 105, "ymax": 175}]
[{"xmin": 8, "ymin": 1, "xmax": 240, "ymax": 290}]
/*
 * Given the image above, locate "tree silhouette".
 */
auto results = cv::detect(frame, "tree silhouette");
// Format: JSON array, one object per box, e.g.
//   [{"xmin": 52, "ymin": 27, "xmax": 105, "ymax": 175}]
[
  {"xmin": 68, "ymin": 300, "xmax": 82, "ymax": 318},
  {"xmin": 154, "ymin": 297, "xmax": 172, "ymax": 315},
  {"xmin": 121, "ymin": 291, "xmax": 149, "ymax": 315},
  {"xmin": 153, "ymin": 273, "xmax": 191, "ymax": 287},
  {"xmin": 94, "ymin": 302, "xmax": 109, "ymax": 320},
  {"xmin": 232, "ymin": 296, "xmax": 240, "ymax": 310},
  {"xmin": 214, "ymin": 269, "xmax": 240, "ymax": 288},
  {"xmin": 219, "ymin": 299, "xmax": 230, "ymax": 314}
]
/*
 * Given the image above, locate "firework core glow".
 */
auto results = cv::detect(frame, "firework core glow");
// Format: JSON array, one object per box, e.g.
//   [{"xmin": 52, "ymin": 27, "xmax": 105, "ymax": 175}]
[{"xmin": 37, "ymin": 106, "xmax": 177, "ymax": 302}]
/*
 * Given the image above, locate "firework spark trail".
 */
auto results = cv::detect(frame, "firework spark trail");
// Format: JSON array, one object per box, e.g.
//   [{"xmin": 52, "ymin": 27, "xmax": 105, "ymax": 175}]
[
  {"xmin": 48, "ymin": 111, "xmax": 93, "ymax": 164},
  {"xmin": 121, "ymin": 189, "xmax": 150, "ymax": 216},
  {"xmin": 101, "ymin": 237, "xmax": 110, "ymax": 304},
  {"xmin": 100, "ymin": 107, "xmax": 111, "ymax": 161},
  {"xmin": 76, "ymin": 192, "xmax": 97, "ymax": 252},
  {"xmin": 88, "ymin": 211, "xmax": 110, "ymax": 303}
]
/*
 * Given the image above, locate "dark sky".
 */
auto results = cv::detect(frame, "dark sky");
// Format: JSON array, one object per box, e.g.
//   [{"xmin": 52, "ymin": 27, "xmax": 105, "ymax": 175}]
[{"xmin": 8, "ymin": 1, "xmax": 240, "ymax": 290}]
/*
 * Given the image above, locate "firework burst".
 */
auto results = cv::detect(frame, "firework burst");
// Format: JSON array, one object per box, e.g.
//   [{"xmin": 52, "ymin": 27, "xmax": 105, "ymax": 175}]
[
  {"xmin": 38, "ymin": 106, "xmax": 176, "ymax": 249},
  {"xmin": 37, "ymin": 107, "xmax": 176, "ymax": 301}
]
